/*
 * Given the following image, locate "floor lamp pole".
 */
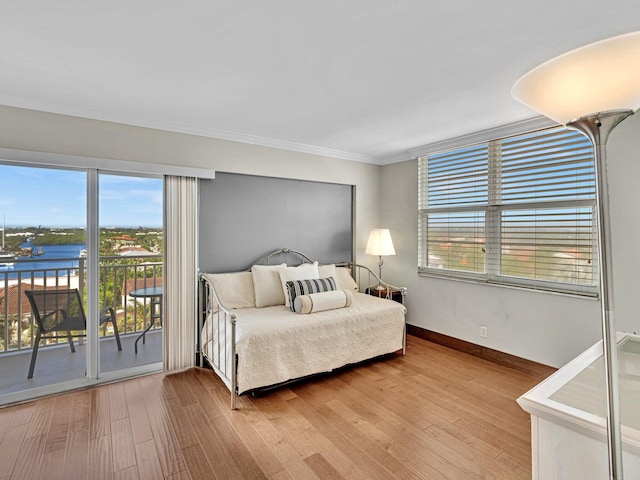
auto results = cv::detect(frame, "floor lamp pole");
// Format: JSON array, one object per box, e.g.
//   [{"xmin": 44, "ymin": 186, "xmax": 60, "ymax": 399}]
[{"xmin": 568, "ymin": 109, "xmax": 633, "ymax": 480}]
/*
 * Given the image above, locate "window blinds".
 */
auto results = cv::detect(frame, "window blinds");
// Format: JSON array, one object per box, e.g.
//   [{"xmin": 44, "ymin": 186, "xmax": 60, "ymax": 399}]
[{"xmin": 418, "ymin": 125, "xmax": 597, "ymax": 295}]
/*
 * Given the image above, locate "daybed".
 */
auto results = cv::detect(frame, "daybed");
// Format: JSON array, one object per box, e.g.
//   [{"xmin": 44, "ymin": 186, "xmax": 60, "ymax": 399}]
[{"xmin": 198, "ymin": 248, "xmax": 407, "ymax": 409}]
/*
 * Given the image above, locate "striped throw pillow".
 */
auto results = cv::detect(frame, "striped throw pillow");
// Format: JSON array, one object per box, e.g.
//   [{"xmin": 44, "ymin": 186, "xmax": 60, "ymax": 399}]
[{"xmin": 285, "ymin": 277, "xmax": 337, "ymax": 312}]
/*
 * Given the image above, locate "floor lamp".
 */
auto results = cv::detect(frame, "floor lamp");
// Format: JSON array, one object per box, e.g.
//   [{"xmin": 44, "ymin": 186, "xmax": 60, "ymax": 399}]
[{"xmin": 512, "ymin": 31, "xmax": 640, "ymax": 479}]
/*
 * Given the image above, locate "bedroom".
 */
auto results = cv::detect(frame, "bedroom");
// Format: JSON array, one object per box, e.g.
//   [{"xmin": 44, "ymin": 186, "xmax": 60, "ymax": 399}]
[{"xmin": 1, "ymin": 2, "xmax": 640, "ymax": 479}]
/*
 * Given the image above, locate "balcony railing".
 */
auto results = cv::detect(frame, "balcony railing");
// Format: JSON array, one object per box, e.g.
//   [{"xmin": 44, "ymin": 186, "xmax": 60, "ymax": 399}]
[{"xmin": 0, "ymin": 254, "xmax": 163, "ymax": 354}]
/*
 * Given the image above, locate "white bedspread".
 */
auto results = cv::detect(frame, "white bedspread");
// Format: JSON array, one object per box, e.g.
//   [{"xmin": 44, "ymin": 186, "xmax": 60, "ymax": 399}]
[{"xmin": 201, "ymin": 292, "xmax": 406, "ymax": 394}]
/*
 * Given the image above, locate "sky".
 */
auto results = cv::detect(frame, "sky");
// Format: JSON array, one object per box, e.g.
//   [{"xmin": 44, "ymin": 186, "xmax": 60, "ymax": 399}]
[{"xmin": 0, "ymin": 165, "xmax": 163, "ymax": 228}]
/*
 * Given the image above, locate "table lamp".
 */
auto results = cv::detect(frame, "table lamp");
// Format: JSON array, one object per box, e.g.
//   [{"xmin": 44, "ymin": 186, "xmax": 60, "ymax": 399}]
[
  {"xmin": 512, "ymin": 31, "xmax": 640, "ymax": 480},
  {"xmin": 365, "ymin": 229, "xmax": 396, "ymax": 290}
]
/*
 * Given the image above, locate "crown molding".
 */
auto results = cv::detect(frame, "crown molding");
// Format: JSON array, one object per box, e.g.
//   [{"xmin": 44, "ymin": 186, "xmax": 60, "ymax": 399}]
[
  {"xmin": 377, "ymin": 151, "xmax": 414, "ymax": 165},
  {"xmin": 406, "ymin": 116, "xmax": 557, "ymax": 159}
]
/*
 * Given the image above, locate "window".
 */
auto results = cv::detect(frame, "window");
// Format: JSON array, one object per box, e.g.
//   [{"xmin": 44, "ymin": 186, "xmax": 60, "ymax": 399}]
[{"xmin": 418, "ymin": 125, "xmax": 597, "ymax": 296}]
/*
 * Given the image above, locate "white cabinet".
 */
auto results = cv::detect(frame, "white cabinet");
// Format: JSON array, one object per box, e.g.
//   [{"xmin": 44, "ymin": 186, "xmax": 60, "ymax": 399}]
[{"xmin": 518, "ymin": 334, "xmax": 640, "ymax": 479}]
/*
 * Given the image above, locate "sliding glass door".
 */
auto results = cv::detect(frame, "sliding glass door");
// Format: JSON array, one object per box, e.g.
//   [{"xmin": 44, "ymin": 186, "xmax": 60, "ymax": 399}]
[
  {"xmin": 0, "ymin": 164, "xmax": 88, "ymax": 396},
  {"xmin": 0, "ymin": 164, "xmax": 164, "ymax": 404},
  {"xmin": 98, "ymin": 173, "xmax": 163, "ymax": 374}
]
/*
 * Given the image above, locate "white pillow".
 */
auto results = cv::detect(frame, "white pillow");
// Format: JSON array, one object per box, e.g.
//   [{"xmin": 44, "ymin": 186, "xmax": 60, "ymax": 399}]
[
  {"xmin": 251, "ymin": 263, "xmax": 287, "ymax": 308},
  {"xmin": 335, "ymin": 266, "xmax": 359, "ymax": 292},
  {"xmin": 204, "ymin": 272, "xmax": 255, "ymax": 310},
  {"xmin": 279, "ymin": 261, "xmax": 319, "ymax": 307},
  {"xmin": 318, "ymin": 263, "xmax": 337, "ymax": 280},
  {"xmin": 294, "ymin": 289, "xmax": 353, "ymax": 314}
]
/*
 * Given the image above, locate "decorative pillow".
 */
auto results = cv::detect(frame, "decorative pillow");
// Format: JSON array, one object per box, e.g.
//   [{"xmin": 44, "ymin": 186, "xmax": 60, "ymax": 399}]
[
  {"xmin": 293, "ymin": 289, "xmax": 353, "ymax": 314},
  {"xmin": 203, "ymin": 272, "xmax": 255, "ymax": 310},
  {"xmin": 251, "ymin": 263, "xmax": 287, "ymax": 308},
  {"xmin": 285, "ymin": 276, "xmax": 336, "ymax": 312},
  {"xmin": 278, "ymin": 261, "xmax": 319, "ymax": 308},
  {"xmin": 317, "ymin": 263, "xmax": 337, "ymax": 280},
  {"xmin": 335, "ymin": 266, "xmax": 359, "ymax": 292}
]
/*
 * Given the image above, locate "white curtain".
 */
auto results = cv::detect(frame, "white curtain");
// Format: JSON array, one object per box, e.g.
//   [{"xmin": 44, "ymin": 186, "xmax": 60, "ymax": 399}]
[{"xmin": 163, "ymin": 175, "xmax": 198, "ymax": 370}]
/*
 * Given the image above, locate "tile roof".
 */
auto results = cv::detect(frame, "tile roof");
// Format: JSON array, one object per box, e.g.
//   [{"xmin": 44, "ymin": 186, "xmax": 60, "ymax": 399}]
[
  {"xmin": 123, "ymin": 277, "xmax": 163, "ymax": 295},
  {"xmin": 0, "ymin": 283, "xmax": 60, "ymax": 316}
]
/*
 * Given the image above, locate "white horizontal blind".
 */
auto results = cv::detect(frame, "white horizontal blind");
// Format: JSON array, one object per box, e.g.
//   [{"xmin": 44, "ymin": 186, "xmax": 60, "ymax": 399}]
[
  {"xmin": 426, "ymin": 211, "xmax": 486, "ymax": 273},
  {"xmin": 492, "ymin": 127, "xmax": 596, "ymax": 291},
  {"xmin": 497, "ymin": 128, "xmax": 595, "ymax": 204},
  {"xmin": 426, "ymin": 144, "xmax": 488, "ymax": 208},
  {"xmin": 418, "ymin": 144, "xmax": 488, "ymax": 275},
  {"xmin": 498, "ymin": 207, "xmax": 595, "ymax": 287},
  {"xmin": 418, "ymin": 125, "xmax": 597, "ymax": 295}
]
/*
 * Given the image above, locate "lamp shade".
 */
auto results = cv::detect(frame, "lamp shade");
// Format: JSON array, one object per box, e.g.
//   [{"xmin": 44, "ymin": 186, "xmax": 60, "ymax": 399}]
[
  {"xmin": 512, "ymin": 31, "xmax": 640, "ymax": 124},
  {"xmin": 365, "ymin": 229, "xmax": 396, "ymax": 256}
]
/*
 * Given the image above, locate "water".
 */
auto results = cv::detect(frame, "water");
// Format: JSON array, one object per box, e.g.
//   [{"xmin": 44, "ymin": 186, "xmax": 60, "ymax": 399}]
[{"xmin": 0, "ymin": 244, "xmax": 86, "ymax": 279}]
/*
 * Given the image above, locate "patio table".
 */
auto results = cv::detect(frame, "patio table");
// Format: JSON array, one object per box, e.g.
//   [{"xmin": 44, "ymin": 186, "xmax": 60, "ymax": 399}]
[{"xmin": 130, "ymin": 287, "xmax": 163, "ymax": 354}]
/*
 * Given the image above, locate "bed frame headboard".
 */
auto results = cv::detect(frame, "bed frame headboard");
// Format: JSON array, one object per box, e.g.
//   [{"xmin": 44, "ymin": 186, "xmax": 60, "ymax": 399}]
[{"xmin": 246, "ymin": 247, "xmax": 314, "ymax": 270}]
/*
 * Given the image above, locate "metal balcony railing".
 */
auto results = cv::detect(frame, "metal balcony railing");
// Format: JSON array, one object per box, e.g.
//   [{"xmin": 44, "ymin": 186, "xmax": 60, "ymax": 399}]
[{"xmin": 0, "ymin": 254, "xmax": 163, "ymax": 354}]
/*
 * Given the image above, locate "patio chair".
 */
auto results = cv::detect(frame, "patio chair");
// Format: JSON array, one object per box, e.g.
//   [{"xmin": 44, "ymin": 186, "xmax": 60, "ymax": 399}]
[{"xmin": 25, "ymin": 288, "xmax": 122, "ymax": 379}]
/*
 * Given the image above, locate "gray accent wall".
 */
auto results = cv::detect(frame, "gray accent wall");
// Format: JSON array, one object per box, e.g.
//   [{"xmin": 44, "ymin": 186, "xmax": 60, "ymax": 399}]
[{"xmin": 198, "ymin": 172, "xmax": 353, "ymax": 273}]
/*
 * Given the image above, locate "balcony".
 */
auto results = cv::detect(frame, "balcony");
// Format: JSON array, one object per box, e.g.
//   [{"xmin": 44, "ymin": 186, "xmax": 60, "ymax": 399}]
[{"xmin": 0, "ymin": 254, "xmax": 163, "ymax": 397}]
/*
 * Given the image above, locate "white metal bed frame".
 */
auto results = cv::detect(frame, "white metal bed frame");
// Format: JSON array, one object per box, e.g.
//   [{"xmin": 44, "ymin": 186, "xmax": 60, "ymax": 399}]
[{"xmin": 197, "ymin": 248, "xmax": 407, "ymax": 409}]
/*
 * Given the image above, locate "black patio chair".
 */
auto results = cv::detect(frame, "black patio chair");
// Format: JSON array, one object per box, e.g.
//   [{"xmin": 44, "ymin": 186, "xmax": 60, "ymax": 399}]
[{"xmin": 25, "ymin": 288, "xmax": 122, "ymax": 379}]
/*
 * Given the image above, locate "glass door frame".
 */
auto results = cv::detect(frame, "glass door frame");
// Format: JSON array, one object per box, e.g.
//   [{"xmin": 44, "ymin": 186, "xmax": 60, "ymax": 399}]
[
  {"xmin": 87, "ymin": 169, "xmax": 99, "ymax": 379},
  {"xmin": 96, "ymin": 169, "xmax": 164, "ymax": 377}
]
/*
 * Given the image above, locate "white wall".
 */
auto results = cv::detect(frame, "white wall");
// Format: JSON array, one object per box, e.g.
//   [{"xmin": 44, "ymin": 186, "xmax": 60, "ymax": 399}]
[
  {"xmin": 607, "ymin": 113, "xmax": 640, "ymax": 337},
  {"xmin": 380, "ymin": 114, "xmax": 640, "ymax": 368},
  {"xmin": 0, "ymin": 105, "xmax": 382, "ymax": 269}
]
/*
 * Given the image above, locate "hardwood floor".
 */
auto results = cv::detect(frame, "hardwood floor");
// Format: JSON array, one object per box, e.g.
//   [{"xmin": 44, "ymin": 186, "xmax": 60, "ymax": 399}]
[{"xmin": 0, "ymin": 336, "xmax": 547, "ymax": 479}]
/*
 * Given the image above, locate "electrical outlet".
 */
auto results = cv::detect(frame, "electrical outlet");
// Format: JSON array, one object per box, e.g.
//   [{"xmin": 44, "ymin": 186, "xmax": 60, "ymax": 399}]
[{"xmin": 480, "ymin": 325, "xmax": 488, "ymax": 338}]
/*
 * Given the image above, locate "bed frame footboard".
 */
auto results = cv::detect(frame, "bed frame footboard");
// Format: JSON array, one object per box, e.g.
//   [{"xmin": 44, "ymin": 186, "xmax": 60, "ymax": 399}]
[{"xmin": 198, "ymin": 273, "xmax": 238, "ymax": 409}]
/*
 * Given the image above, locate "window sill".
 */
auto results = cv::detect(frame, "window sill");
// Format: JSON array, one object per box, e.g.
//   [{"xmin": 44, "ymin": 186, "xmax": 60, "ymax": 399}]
[{"xmin": 418, "ymin": 269, "xmax": 599, "ymax": 300}]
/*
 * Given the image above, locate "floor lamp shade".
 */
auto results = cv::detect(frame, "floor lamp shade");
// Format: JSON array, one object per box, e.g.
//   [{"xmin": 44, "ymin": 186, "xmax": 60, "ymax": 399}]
[
  {"xmin": 512, "ymin": 31, "xmax": 640, "ymax": 124},
  {"xmin": 365, "ymin": 229, "xmax": 396, "ymax": 257}
]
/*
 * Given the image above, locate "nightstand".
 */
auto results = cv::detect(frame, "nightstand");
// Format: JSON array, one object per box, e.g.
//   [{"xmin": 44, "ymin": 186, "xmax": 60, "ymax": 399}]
[{"xmin": 365, "ymin": 287, "xmax": 404, "ymax": 304}]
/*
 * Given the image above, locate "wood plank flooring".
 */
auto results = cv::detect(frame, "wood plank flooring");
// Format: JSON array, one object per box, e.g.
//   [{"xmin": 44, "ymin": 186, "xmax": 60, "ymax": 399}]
[{"xmin": 0, "ymin": 335, "xmax": 548, "ymax": 479}]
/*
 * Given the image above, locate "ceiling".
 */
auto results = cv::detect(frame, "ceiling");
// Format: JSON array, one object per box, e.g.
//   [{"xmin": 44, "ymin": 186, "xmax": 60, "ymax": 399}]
[{"xmin": 2, "ymin": 1, "xmax": 639, "ymax": 165}]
